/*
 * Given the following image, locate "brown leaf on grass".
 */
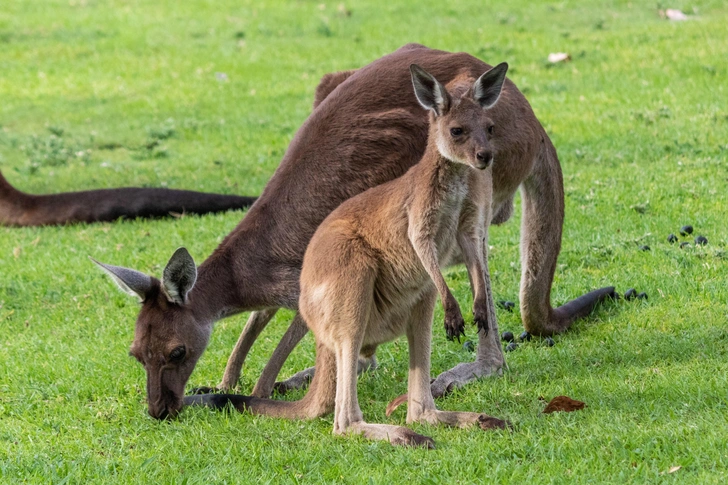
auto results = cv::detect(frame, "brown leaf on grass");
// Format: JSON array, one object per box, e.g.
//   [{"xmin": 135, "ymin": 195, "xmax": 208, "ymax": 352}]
[
  {"xmin": 669, "ymin": 466, "xmax": 682, "ymax": 474},
  {"xmin": 542, "ymin": 395, "xmax": 586, "ymax": 413},
  {"xmin": 13, "ymin": 247, "xmax": 21, "ymax": 259}
]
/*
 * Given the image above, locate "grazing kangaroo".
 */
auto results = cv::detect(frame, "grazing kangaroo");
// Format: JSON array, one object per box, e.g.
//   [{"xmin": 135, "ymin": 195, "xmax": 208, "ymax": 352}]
[
  {"xmin": 94, "ymin": 44, "xmax": 614, "ymax": 420},
  {"xmin": 0, "ymin": 170, "xmax": 256, "ymax": 226}
]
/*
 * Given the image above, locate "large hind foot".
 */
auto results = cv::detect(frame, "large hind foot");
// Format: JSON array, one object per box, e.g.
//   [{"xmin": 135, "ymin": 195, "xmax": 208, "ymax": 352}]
[
  {"xmin": 272, "ymin": 366, "xmax": 316, "ymax": 395},
  {"xmin": 414, "ymin": 409, "xmax": 510, "ymax": 430},
  {"xmin": 270, "ymin": 354, "xmax": 378, "ymax": 396},
  {"xmin": 345, "ymin": 422, "xmax": 435, "ymax": 449},
  {"xmin": 386, "ymin": 360, "xmax": 503, "ymax": 416},
  {"xmin": 430, "ymin": 359, "xmax": 504, "ymax": 398}
]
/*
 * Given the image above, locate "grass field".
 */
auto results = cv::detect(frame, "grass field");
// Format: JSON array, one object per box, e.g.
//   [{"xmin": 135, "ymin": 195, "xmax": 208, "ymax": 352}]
[{"xmin": 2, "ymin": 0, "xmax": 728, "ymax": 483}]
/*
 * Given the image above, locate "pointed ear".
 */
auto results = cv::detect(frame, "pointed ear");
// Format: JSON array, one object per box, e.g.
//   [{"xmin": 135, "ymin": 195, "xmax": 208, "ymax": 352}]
[
  {"xmin": 90, "ymin": 257, "xmax": 153, "ymax": 302},
  {"xmin": 161, "ymin": 247, "xmax": 197, "ymax": 305},
  {"xmin": 410, "ymin": 64, "xmax": 450, "ymax": 116},
  {"xmin": 473, "ymin": 62, "xmax": 509, "ymax": 109}
]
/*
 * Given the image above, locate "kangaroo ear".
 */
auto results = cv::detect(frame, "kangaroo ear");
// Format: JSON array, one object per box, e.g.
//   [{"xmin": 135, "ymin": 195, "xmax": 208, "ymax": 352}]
[
  {"xmin": 473, "ymin": 62, "xmax": 509, "ymax": 109},
  {"xmin": 410, "ymin": 64, "xmax": 450, "ymax": 116},
  {"xmin": 90, "ymin": 257, "xmax": 153, "ymax": 302},
  {"xmin": 161, "ymin": 247, "xmax": 197, "ymax": 305}
]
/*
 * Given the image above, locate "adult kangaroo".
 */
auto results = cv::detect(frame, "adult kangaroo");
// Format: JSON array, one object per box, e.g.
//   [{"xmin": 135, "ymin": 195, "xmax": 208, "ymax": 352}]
[
  {"xmin": 94, "ymin": 44, "xmax": 614, "ymax": 420},
  {"xmin": 0, "ymin": 170, "xmax": 256, "ymax": 226}
]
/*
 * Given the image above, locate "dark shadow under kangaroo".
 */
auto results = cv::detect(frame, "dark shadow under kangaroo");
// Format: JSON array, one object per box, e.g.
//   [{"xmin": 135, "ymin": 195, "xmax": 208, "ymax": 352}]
[{"xmin": 94, "ymin": 44, "xmax": 615, "ymax": 427}]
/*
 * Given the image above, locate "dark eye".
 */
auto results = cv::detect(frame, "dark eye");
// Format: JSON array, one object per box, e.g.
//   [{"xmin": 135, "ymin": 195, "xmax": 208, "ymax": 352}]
[
  {"xmin": 169, "ymin": 346, "xmax": 186, "ymax": 361},
  {"xmin": 450, "ymin": 127, "xmax": 463, "ymax": 137},
  {"xmin": 488, "ymin": 125, "xmax": 494, "ymax": 135}
]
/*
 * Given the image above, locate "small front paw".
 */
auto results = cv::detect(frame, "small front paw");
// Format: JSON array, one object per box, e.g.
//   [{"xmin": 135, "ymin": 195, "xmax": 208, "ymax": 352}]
[
  {"xmin": 444, "ymin": 310, "xmax": 466, "ymax": 342},
  {"xmin": 473, "ymin": 310, "xmax": 489, "ymax": 335}
]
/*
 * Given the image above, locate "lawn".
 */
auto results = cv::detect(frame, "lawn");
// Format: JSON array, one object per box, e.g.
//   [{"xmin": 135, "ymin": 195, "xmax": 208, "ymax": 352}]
[{"xmin": 1, "ymin": 0, "xmax": 728, "ymax": 483}]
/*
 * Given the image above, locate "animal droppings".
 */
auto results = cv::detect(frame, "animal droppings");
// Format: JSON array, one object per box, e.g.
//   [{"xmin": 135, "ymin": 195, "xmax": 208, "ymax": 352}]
[
  {"xmin": 497, "ymin": 300, "xmax": 516, "ymax": 312},
  {"xmin": 680, "ymin": 242, "xmax": 691, "ymax": 249},
  {"xmin": 462, "ymin": 340, "xmax": 476, "ymax": 352},
  {"xmin": 667, "ymin": 234, "xmax": 678, "ymax": 243},
  {"xmin": 637, "ymin": 292, "xmax": 648, "ymax": 300},
  {"xmin": 544, "ymin": 337, "xmax": 555, "ymax": 347},
  {"xmin": 501, "ymin": 331, "xmax": 515, "ymax": 342},
  {"xmin": 519, "ymin": 331, "xmax": 532, "ymax": 342},
  {"xmin": 680, "ymin": 225, "xmax": 693, "ymax": 236},
  {"xmin": 695, "ymin": 235, "xmax": 708, "ymax": 246},
  {"xmin": 505, "ymin": 342, "xmax": 518, "ymax": 352},
  {"xmin": 624, "ymin": 288, "xmax": 637, "ymax": 300},
  {"xmin": 639, "ymin": 245, "xmax": 651, "ymax": 251},
  {"xmin": 542, "ymin": 395, "xmax": 586, "ymax": 413}
]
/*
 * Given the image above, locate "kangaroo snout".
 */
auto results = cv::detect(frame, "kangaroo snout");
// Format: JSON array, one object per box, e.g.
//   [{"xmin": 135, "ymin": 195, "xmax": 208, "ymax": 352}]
[{"xmin": 474, "ymin": 150, "xmax": 493, "ymax": 169}]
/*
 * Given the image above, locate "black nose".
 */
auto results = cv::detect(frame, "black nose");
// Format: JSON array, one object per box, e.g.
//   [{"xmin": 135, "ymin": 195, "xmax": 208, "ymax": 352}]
[{"xmin": 476, "ymin": 151, "xmax": 492, "ymax": 163}]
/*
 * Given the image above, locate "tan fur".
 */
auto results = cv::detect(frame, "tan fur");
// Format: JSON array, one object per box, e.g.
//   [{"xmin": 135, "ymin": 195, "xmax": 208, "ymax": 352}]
[
  {"xmin": 192, "ymin": 66, "xmax": 511, "ymax": 447},
  {"xmin": 296, "ymin": 67, "xmax": 510, "ymax": 445},
  {"xmin": 94, "ymin": 44, "xmax": 614, "ymax": 420}
]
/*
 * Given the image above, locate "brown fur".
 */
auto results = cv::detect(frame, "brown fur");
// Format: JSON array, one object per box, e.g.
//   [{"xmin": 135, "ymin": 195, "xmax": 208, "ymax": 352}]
[
  {"xmin": 95, "ymin": 44, "xmax": 614, "ymax": 420},
  {"xmin": 292, "ymin": 65, "xmax": 509, "ymax": 445},
  {"xmin": 0, "ymin": 170, "xmax": 255, "ymax": 226}
]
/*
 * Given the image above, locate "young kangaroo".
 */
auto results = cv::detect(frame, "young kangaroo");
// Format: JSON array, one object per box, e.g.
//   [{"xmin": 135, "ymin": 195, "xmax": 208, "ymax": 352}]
[
  {"xmin": 187, "ymin": 64, "xmax": 511, "ymax": 447},
  {"xmin": 298, "ymin": 63, "xmax": 509, "ymax": 445}
]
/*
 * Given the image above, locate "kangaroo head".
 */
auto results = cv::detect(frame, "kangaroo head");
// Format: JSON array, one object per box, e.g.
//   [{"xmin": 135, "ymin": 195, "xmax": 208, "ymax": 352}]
[
  {"xmin": 92, "ymin": 248, "xmax": 209, "ymax": 420},
  {"xmin": 410, "ymin": 62, "xmax": 508, "ymax": 170}
]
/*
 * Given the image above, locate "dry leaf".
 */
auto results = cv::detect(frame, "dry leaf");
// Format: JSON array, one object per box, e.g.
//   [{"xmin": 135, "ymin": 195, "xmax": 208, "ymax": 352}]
[
  {"xmin": 13, "ymin": 247, "xmax": 21, "ymax": 258},
  {"xmin": 665, "ymin": 9, "xmax": 688, "ymax": 21},
  {"xmin": 548, "ymin": 52, "xmax": 571, "ymax": 63},
  {"xmin": 543, "ymin": 395, "xmax": 586, "ymax": 413},
  {"xmin": 31, "ymin": 236, "xmax": 41, "ymax": 246},
  {"xmin": 669, "ymin": 466, "xmax": 681, "ymax": 474}
]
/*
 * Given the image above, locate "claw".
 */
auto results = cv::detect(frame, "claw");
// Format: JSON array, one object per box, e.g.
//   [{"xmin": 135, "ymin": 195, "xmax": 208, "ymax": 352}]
[{"xmin": 474, "ymin": 315, "xmax": 489, "ymax": 336}]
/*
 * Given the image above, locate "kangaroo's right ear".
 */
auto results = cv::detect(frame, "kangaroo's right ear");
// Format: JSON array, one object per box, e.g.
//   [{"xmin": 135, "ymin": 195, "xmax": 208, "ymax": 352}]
[
  {"xmin": 90, "ymin": 257, "xmax": 153, "ymax": 302},
  {"xmin": 410, "ymin": 64, "xmax": 450, "ymax": 116}
]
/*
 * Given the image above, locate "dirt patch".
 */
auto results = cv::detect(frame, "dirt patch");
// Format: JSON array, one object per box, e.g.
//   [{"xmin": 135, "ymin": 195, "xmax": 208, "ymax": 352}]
[{"xmin": 542, "ymin": 395, "xmax": 586, "ymax": 413}]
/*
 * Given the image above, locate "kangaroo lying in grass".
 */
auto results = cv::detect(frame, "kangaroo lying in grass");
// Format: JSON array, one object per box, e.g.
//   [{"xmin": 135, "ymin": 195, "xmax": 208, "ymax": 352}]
[
  {"xmin": 93, "ymin": 44, "xmax": 614, "ymax": 421},
  {"xmin": 186, "ymin": 63, "xmax": 511, "ymax": 447},
  {"xmin": 0, "ymin": 170, "xmax": 256, "ymax": 226}
]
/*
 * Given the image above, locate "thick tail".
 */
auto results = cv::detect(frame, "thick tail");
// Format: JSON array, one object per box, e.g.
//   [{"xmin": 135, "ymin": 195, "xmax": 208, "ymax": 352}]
[
  {"xmin": 518, "ymin": 135, "xmax": 613, "ymax": 336},
  {"xmin": 1, "ymin": 170, "xmax": 256, "ymax": 226},
  {"xmin": 184, "ymin": 341, "xmax": 336, "ymax": 420}
]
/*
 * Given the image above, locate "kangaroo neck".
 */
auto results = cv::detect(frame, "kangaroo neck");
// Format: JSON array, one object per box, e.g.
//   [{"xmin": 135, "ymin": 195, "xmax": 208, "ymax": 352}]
[
  {"xmin": 417, "ymin": 135, "xmax": 470, "ymax": 195},
  {"xmin": 186, "ymin": 206, "xmax": 300, "ymax": 324}
]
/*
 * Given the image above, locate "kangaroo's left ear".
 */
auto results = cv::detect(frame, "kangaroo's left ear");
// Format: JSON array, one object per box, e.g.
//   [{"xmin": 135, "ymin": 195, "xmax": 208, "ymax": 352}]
[
  {"xmin": 410, "ymin": 64, "xmax": 451, "ymax": 116},
  {"xmin": 161, "ymin": 247, "xmax": 197, "ymax": 305},
  {"xmin": 473, "ymin": 62, "xmax": 509, "ymax": 109}
]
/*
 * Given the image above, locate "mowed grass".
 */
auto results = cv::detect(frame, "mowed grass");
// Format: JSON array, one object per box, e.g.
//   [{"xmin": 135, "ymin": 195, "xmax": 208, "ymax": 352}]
[{"xmin": 1, "ymin": 0, "xmax": 728, "ymax": 483}]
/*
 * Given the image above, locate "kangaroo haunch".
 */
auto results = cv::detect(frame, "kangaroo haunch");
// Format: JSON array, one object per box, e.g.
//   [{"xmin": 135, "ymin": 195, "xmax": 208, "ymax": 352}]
[{"xmin": 94, "ymin": 44, "xmax": 615, "ymax": 420}]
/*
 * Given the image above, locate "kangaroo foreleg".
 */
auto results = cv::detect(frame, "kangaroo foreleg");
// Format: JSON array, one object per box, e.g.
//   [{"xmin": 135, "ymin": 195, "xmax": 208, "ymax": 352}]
[
  {"xmin": 218, "ymin": 308, "xmax": 279, "ymax": 390},
  {"xmin": 251, "ymin": 313, "xmax": 310, "ymax": 397},
  {"xmin": 519, "ymin": 136, "xmax": 614, "ymax": 336}
]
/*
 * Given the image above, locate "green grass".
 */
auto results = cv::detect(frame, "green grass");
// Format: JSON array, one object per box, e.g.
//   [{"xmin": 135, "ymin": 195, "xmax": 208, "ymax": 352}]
[{"xmin": 2, "ymin": 0, "xmax": 728, "ymax": 483}]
